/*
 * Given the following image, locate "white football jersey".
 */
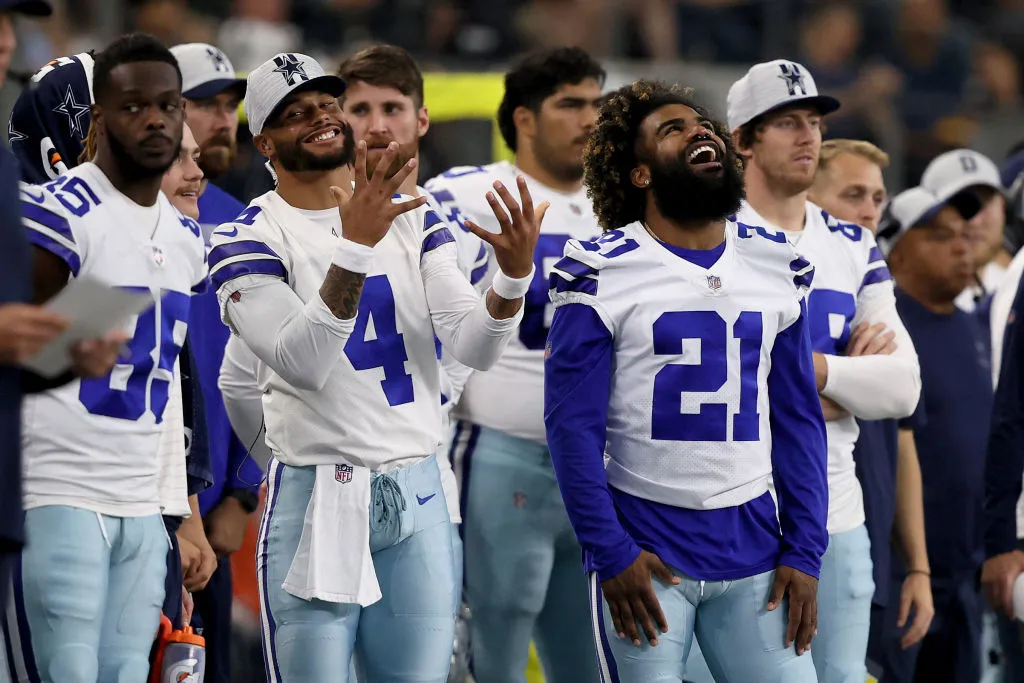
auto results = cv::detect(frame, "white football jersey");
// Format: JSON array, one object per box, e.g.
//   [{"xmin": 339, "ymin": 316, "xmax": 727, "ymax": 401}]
[
  {"xmin": 549, "ymin": 222, "xmax": 812, "ymax": 508},
  {"xmin": 426, "ymin": 161, "xmax": 600, "ymax": 442},
  {"xmin": 737, "ymin": 200, "xmax": 892, "ymax": 534},
  {"xmin": 209, "ymin": 192, "xmax": 454, "ymax": 470},
  {"xmin": 20, "ymin": 162, "xmax": 207, "ymax": 517}
]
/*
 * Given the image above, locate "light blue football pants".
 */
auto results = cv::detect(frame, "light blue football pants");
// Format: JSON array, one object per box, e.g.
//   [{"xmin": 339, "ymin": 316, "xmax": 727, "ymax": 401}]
[
  {"xmin": 810, "ymin": 525, "xmax": 874, "ymax": 683},
  {"xmin": 3, "ymin": 506, "xmax": 168, "ymax": 683},
  {"xmin": 259, "ymin": 455, "xmax": 457, "ymax": 683},
  {"xmin": 452, "ymin": 422, "xmax": 598, "ymax": 683},
  {"xmin": 594, "ymin": 567, "xmax": 819, "ymax": 683}
]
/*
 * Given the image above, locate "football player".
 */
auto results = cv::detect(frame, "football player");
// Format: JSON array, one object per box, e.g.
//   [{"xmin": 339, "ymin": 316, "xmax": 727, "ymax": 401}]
[
  {"xmin": 424, "ymin": 46, "xmax": 604, "ymax": 683},
  {"xmin": 5, "ymin": 34, "xmax": 207, "ymax": 683},
  {"xmin": 209, "ymin": 53, "xmax": 541, "ymax": 682},
  {"xmin": 545, "ymin": 79, "xmax": 827, "ymax": 683},
  {"xmin": 732, "ymin": 60, "xmax": 922, "ymax": 683}
]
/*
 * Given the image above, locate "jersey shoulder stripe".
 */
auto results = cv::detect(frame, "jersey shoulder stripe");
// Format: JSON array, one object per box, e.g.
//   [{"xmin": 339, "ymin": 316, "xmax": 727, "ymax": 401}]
[
  {"xmin": 420, "ymin": 205, "xmax": 456, "ymax": 256},
  {"xmin": 208, "ymin": 205, "xmax": 288, "ymax": 292},
  {"xmin": 734, "ymin": 218, "xmax": 815, "ymax": 295},
  {"xmin": 20, "ymin": 183, "xmax": 81, "ymax": 275}
]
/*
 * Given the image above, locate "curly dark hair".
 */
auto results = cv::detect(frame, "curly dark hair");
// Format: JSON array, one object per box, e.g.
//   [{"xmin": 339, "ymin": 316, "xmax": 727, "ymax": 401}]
[
  {"xmin": 93, "ymin": 33, "xmax": 181, "ymax": 105},
  {"xmin": 584, "ymin": 80, "xmax": 730, "ymax": 231},
  {"xmin": 497, "ymin": 46, "xmax": 605, "ymax": 153}
]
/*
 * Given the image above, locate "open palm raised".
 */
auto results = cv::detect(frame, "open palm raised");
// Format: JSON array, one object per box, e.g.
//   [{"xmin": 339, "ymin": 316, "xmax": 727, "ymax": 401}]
[{"xmin": 463, "ymin": 175, "xmax": 549, "ymax": 280}]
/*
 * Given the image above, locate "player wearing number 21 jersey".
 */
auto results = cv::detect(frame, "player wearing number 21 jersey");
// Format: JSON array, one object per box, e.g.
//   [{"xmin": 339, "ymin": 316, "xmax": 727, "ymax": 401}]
[
  {"xmin": 6, "ymin": 36, "xmax": 206, "ymax": 683},
  {"xmin": 545, "ymin": 81, "xmax": 827, "ymax": 683}
]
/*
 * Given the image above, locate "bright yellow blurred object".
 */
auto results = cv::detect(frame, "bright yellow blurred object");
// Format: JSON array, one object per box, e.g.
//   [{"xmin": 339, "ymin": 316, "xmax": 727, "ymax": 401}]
[{"xmin": 526, "ymin": 642, "xmax": 544, "ymax": 683}]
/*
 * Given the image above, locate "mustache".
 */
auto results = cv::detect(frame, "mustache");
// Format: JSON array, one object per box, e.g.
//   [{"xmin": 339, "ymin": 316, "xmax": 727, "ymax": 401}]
[{"xmin": 203, "ymin": 132, "xmax": 235, "ymax": 149}]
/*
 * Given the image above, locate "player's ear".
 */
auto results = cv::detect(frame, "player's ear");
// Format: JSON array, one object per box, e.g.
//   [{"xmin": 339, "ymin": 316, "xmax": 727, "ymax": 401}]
[
  {"xmin": 630, "ymin": 165, "xmax": 651, "ymax": 190},
  {"xmin": 417, "ymin": 106, "xmax": 429, "ymax": 139},
  {"xmin": 732, "ymin": 127, "xmax": 752, "ymax": 161},
  {"xmin": 513, "ymin": 105, "xmax": 536, "ymax": 141},
  {"xmin": 253, "ymin": 133, "xmax": 273, "ymax": 159}
]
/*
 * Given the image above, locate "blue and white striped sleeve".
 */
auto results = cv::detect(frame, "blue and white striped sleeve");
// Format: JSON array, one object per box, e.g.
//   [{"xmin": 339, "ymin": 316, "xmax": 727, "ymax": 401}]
[
  {"xmin": 420, "ymin": 206, "xmax": 457, "ymax": 260},
  {"xmin": 548, "ymin": 239, "xmax": 614, "ymax": 332},
  {"xmin": 20, "ymin": 183, "xmax": 81, "ymax": 276},
  {"xmin": 208, "ymin": 235, "xmax": 289, "ymax": 295},
  {"xmin": 859, "ymin": 236, "xmax": 893, "ymax": 297}
]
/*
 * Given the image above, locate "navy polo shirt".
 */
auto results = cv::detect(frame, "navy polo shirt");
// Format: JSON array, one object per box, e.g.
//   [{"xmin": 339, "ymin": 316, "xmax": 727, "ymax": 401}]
[
  {"xmin": 897, "ymin": 288, "xmax": 992, "ymax": 581},
  {"xmin": 0, "ymin": 143, "xmax": 32, "ymax": 551}
]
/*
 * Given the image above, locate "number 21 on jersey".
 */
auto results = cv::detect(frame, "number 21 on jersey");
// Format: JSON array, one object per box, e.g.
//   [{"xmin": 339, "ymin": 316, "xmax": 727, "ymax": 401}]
[{"xmin": 652, "ymin": 310, "xmax": 763, "ymax": 442}]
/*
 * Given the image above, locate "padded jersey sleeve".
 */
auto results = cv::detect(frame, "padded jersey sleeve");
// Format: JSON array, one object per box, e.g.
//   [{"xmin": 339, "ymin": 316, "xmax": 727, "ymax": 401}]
[
  {"xmin": 821, "ymin": 233, "xmax": 921, "ymax": 419},
  {"xmin": 545, "ymin": 241, "xmax": 640, "ymax": 579},
  {"xmin": 20, "ymin": 182, "xmax": 83, "ymax": 278},
  {"xmin": 208, "ymin": 215, "xmax": 355, "ymax": 393},
  {"xmin": 415, "ymin": 204, "xmax": 522, "ymax": 371}
]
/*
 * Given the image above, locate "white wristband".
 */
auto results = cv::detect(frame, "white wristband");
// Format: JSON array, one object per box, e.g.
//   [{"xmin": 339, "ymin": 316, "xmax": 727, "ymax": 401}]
[
  {"xmin": 332, "ymin": 239, "xmax": 375, "ymax": 274},
  {"xmin": 491, "ymin": 265, "xmax": 535, "ymax": 300}
]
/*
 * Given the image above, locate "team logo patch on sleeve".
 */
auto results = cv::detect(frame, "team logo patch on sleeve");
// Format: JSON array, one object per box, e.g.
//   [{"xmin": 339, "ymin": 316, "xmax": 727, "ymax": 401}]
[
  {"xmin": 336, "ymin": 464, "xmax": 353, "ymax": 483},
  {"xmin": 230, "ymin": 291, "xmax": 242, "ymax": 303}
]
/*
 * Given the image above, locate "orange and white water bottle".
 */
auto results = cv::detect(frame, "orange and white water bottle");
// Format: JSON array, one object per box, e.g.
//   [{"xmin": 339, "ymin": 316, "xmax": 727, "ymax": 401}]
[{"xmin": 151, "ymin": 614, "xmax": 206, "ymax": 683}]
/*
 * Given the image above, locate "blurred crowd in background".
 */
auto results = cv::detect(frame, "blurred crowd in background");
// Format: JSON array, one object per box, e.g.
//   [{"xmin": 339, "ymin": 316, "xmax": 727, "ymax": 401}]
[{"xmin": 5, "ymin": 0, "xmax": 1024, "ymax": 191}]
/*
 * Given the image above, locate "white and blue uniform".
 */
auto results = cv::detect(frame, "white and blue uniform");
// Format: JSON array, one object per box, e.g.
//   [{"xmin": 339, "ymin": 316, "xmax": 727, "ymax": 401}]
[
  {"xmin": 4, "ymin": 162, "xmax": 207, "ymax": 683},
  {"xmin": 425, "ymin": 162, "xmax": 601, "ymax": 683},
  {"xmin": 735, "ymin": 201, "xmax": 921, "ymax": 683},
  {"xmin": 545, "ymin": 221, "xmax": 828, "ymax": 683},
  {"xmin": 209, "ymin": 189, "xmax": 520, "ymax": 683}
]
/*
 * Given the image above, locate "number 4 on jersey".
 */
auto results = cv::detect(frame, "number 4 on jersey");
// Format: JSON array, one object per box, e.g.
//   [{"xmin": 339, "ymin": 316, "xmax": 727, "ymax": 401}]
[{"xmin": 344, "ymin": 275, "xmax": 415, "ymax": 407}]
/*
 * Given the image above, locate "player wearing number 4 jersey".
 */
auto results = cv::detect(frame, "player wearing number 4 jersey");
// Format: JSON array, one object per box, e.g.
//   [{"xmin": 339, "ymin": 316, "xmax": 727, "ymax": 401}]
[
  {"xmin": 730, "ymin": 60, "xmax": 922, "ymax": 683},
  {"xmin": 5, "ymin": 35, "xmax": 206, "ymax": 683},
  {"xmin": 545, "ymin": 80, "xmax": 828, "ymax": 683},
  {"xmin": 424, "ymin": 47, "xmax": 605, "ymax": 683},
  {"xmin": 209, "ymin": 53, "xmax": 540, "ymax": 683}
]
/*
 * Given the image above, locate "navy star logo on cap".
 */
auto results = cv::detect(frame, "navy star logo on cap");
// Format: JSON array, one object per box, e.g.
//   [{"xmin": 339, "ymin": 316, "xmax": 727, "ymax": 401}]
[
  {"xmin": 272, "ymin": 54, "xmax": 309, "ymax": 87},
  {"xmin": 777, "ymin": 62, "xmax": 808, "ymax": 97},
  {"xmin": 206, "ymin": 46, "xmax": 232, "ymax": 74},
  {"xmin": 52, "ymin": 84, "xmax": 90, "ymax": 138}
]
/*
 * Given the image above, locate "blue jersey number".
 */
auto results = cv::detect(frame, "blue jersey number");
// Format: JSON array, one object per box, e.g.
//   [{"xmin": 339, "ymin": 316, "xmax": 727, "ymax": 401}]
[
  {"xmin": 520, "ymin": 233, "xmax": 571, "ymax": 350},
  {"xmin": 806, "ymin": 288, "xmax": 856, "ymax": 354},
  {"xmin": 652, "ymin": 310, "xmax": 763, "ymax": 442},
  {"xmin": 79, "ymin": 288, "xmax": 190, "ymax": 422},
  {"xmin": 45, "ymin": 176, "xmax": 100, "ymax": 217},
  {"xmin": 344, "ymin": 275, "xmax": 415, "ymax": 406}
]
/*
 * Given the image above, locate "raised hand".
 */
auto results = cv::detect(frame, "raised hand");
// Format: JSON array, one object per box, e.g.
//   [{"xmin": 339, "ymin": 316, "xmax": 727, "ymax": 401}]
[
  {"xmin": 600, "ymin": 550, "xmax": 680, "ymax": 647},
  {"xmin": 767, "ymin": 565, "xmax": 818, "ymax": 655},
  {"xmin": 329, "ymin": 140, "xmax": 427, "ymax": 247},
  {"xmin": 463, "ymin": 176, "xmax": 548, "ymax": 279}
]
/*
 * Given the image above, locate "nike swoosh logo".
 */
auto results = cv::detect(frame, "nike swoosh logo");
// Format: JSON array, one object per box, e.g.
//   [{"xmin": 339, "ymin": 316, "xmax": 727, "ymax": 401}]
[
  {"xmin": 215, "ymin": 227, "xmax": 238, "ymax": 238},
  {"xmin": 23, "ymin": 189, "xmax": 46, "ymax": 204},
  {"xmin": 416, "ymin": 493, "xmax": 436, "ymax": 505}
]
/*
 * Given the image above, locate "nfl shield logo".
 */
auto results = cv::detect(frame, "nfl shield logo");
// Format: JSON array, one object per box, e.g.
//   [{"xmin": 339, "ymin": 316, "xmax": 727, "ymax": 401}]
[
  {"xmin": 151, "ymin": 245, "xmax": 165, "ymax": 268},
  {"xmin": 706, "ymin": 274, "xmax": 722, "ymax": 291},
  {"xmin": 335, "ymin": 464, "xmax": 353, "ymax": 483}
]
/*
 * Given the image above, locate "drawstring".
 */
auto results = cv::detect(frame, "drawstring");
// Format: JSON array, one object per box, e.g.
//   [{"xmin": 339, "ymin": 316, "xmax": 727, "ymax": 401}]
[{"xmin": 370, "ymin": 473, "xmax": 406, "ymax": 536}]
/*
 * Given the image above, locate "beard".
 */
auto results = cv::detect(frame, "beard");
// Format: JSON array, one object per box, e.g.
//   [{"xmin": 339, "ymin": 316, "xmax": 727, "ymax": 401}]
[
  {"xmin": 649, "ymin": 147, "xmax": 745, "ymax": 224},
  {"xmin": 107, "ymin": 126, "xmax": 180, "ymax": 181},
  {"xmin": 199, "ymin": 132, "xmax": 237, "ymax": 178},
  {"xmin": 276, "ymin": 121, "xmax": 356, "ymax": 173}
]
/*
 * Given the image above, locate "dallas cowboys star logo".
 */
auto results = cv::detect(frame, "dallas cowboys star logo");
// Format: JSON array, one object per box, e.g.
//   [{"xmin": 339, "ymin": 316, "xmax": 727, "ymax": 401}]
[
  {"xmin": 777, "ymin": 62, "xmax": 808, "ymax": 97},
  {"xmin": 7, "ymin": 121, "xmax": 26, "ymax": 144},
  {"xmin": 53, "ymin": 85, "xmax": 91, "ymax": 139},
  {"xmin": 272, "ymin": 54, "xmax": 309, "ymax": 87},
  {"xmin": 207, "ymin": 47, "xmax": 231, "ymax": 74}
]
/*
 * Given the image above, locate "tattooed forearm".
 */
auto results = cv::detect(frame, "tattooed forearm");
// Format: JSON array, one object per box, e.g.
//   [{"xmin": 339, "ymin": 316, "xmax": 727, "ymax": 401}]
[
  {"xmin": 320, "ymin": 265, "xmax": 367, "ymax": 320},
  {"xmin": 485, "ymin": 288, "xmax": 524, "ymax": 320}
]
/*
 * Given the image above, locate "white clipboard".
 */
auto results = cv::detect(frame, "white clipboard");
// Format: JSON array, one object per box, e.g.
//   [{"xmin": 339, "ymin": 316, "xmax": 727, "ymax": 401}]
[{"xmin": 21, "ymin": 277, "xmax": 154, "ymax": 378}]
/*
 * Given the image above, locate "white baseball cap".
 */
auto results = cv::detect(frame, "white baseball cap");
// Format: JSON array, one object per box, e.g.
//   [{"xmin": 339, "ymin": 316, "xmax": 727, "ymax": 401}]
[
  {"xmin": 877, "ymin": 186, "xmax": 982, "ymax": 254},
  {"xmin": 727, "ymin": 59, "xmax": 840, "ymax": 131},
  {"xmin": 170, "ymin": 43, "xmax": 246, "ymax": 101},
  {"xmin": 244, "ymin": 53, "xmax": 346, "ymax": 137},
  {"xmin": 921, "ymin": 148, "xmax": 1004, "ymax": 201}
]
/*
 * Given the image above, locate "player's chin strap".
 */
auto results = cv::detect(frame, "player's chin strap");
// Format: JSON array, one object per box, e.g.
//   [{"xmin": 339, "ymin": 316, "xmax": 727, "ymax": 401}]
[{"xmin": 370, "ymin": 472, "xmax": 406, "ymax": 539}]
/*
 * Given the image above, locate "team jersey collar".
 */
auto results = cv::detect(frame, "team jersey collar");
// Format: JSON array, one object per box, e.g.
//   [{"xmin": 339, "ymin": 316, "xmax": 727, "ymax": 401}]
[{"xmin": 634, "ymin": 219, "xmax": 736, "ymax": 297}]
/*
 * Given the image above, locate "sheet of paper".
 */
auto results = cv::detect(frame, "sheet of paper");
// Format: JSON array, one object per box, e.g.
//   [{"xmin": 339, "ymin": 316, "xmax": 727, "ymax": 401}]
[{"xmin": 21, "ymin": 278, "xmax": 153, "ymax": 378}]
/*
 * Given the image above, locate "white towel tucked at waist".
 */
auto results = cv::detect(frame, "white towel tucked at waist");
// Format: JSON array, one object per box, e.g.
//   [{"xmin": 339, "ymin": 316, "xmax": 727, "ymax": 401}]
[{"xmin": 283, "ymin": 462, "xmax": 381, "ymax": 606}]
